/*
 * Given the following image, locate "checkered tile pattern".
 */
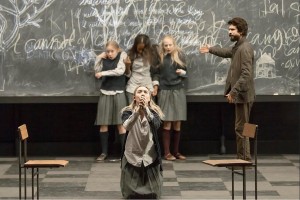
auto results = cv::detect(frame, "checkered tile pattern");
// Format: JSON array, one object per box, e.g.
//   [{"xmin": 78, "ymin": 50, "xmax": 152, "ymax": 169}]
[{"xmin": 0, "ymin": 154, "xmax": 298, "ymax": 199}]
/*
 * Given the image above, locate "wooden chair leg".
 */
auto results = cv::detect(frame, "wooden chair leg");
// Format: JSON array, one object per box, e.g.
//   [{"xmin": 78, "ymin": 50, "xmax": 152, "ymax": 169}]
[
  {"xmin": 232, "ymin": 167, "xmax": 234, "ymax": 200},
  {"xmin": 37, "ymin": 168, "xmax": 39, "ymax": 199},
  {"xmin": 24, "ymin": 168, "xmax": 27, "ymax": 199},
  {"xmin": 243, "ymin": 167, "xmax": 246, "ymax": 199},
  {"xmin": 31, "ymin": 168, "xmax": 34, "ymax": 199},
  {"xmin": 19, "ymin": 166, "xmax": 21, "ymax": 199},
  {"xmin": 255, "ymin": 165, "xmax": 257, "ymax": 199}
]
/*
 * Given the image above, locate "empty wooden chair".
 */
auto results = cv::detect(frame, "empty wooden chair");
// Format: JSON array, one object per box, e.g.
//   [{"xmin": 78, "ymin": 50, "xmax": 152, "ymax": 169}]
[
  {"xmin": 203, "ymin": 123, "xmax": 258, "ymax": 199},
  {"xmin": 18, "ymin": 124, "xmax": 68, "ymax": 199}
]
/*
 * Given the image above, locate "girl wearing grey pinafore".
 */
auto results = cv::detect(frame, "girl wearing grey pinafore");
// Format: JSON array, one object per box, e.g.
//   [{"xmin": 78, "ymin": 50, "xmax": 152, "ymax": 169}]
[
  {"xmin": 156, "ymin": 35, "xmax": 188, "ymax": 161},
  {"xmin": 94, "ymin": 41, "xmax": 128, "ymax": 161},
  {"xmin": 120, "ymin": 86, "xmax": 164, "ymax": 199}
]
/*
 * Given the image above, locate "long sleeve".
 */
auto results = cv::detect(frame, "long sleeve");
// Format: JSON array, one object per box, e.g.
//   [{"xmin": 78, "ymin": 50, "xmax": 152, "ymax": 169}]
[
  {"xmin": 145, "ymin": 108, "xmax": 162, "ymax": 130},
  {"xmin": 221, "ymin": 38, "xmax": 255, "ymax": 103},
  {"xmin": 101, "ymin": 51, "xmax": 127, "ymax": 77},
  {"xmin": 178, "ymin": 53, "xmax": 187, "ymax": 78},
  {"xmin": 122, "ymin": 110, "xmax": 139, "ymax": 131},
  {"xmin": 122, "ymin": 109, "xmax": 161, "ymax": 131},
  {"xmin": 209, "ymin": 47, "xmax": 233, "ymax": 58},
  {"xmin": 94, "ymin": 56, "xmax": 103, "ymax": 73},
  {"xmin": 151, "ymin": 65, "xmax": 160, "ymax": 86},
  {"xmin": 230, "ymin": 43, "xmax": 254, "ymax": 96}
]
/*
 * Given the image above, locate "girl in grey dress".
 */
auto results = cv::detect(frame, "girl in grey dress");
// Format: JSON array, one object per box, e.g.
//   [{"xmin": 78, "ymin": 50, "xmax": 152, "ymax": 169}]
[
  {"xmin": 120, "ymin": 86, "xmax": 164, "ymax": 199},
  {"xmin": 156, "ymin": 35, "xmax": 188, "ymax": 161},
  {"xmin": 94, "ymin": 41, "xmax": 127, "ymax": 161}
]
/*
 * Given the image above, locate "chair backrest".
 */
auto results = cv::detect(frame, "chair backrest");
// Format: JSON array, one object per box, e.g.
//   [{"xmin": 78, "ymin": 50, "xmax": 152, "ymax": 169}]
[
  {"xmin": 242, "ymin": 123, "xmax": 257, "ymax": 138},
  {"xmin": 242, "ymin": 123, "xmax": 258, "ymax": 164},
  {"xmin": 18, "ymin": 124, "xmax": 29, "ymax": 141},
  {"xmin": 18, "ymin": 124, "xmax": 29, "ymax": 164}
]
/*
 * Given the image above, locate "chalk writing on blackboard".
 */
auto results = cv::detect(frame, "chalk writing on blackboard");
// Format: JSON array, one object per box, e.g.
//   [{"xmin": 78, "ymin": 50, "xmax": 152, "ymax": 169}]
[{"xmin": 0, "ymin": 0, "xmax": 298, "ymax": 97}]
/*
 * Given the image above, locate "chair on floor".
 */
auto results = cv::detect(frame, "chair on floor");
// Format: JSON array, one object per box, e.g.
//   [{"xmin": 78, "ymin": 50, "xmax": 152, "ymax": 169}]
[
  {"xmin": 18, "ymin": 124, "xmax": 69, "ymax": 199},
  {"xmin": 203, "ymin": 123, "xmax": 258, "ymax": 200}
]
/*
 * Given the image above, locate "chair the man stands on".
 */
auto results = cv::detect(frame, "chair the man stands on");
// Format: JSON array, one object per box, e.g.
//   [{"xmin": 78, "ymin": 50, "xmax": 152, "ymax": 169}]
[
  {"xmin": 18, "ymin": 124, "xmax": 69, "ymax": 199},
  {"xmin": 203, "ymin": 123, "xmax": 258, "ymax": 200}
]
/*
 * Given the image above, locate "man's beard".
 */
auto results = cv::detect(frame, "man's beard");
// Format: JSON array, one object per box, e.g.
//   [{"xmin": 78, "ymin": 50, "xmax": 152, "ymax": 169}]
[{"xmin": 229, "ymin": 35, "xmax": 240, "ymax": 42}]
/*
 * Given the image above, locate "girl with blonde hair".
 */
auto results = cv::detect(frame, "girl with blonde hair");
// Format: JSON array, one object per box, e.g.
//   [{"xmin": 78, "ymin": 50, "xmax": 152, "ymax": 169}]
[
  {"xmin": 120, "ymin": 86, "xmax": 164, "ymax": 199},
  {"xmin": 94, "ymin": 41, "xmax": 127, "ymax": 161},
  {"xmin": 156, "ymin": 35, "xmax": 188, "ymax": 161}
]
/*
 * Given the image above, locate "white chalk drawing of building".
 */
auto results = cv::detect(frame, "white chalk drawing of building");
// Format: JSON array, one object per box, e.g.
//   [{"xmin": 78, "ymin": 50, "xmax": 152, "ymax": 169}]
[
  {"xmin": 213, "ymin": 53, "xmax": 278, "ymax": 86},
  {"xmin": 255, "ymin": 53, "xmax": 276, "ymax": 78},
  {"xmin": 214, "ymin": 58, "xmax": 230, "ymax": 85}
]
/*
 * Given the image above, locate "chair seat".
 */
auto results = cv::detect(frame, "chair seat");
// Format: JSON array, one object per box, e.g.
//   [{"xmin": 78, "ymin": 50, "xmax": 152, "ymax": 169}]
[
  {"xmin": 203, "ymin": 159, "xmax": 252, "ymax": 167},
  {"xmin": 24, "ymin": 160, "xmax": 69, "ymax": 168},
  {"xmin": 201, "ymin": 123, "xmax": 258, "ymax": 199},
  {"xmin": 18, "ymin": 124, "xmax": 69, "ymax": 199}
]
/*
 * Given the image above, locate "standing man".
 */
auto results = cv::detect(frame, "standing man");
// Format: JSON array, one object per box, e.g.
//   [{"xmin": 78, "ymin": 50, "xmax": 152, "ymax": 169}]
[{"xmin": 199, "ymin": 17, "xmax": 255, "ymax": 161}]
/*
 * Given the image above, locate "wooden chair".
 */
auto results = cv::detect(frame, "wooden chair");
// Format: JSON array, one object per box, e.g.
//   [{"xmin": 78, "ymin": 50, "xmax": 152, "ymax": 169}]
[
  {"xmin": 18, "ymin": 124, "xmax": 69, "ymax": 199},
  {"xmin": 203, "ymin": 123, "xmax": 258, "ymax": 199}
]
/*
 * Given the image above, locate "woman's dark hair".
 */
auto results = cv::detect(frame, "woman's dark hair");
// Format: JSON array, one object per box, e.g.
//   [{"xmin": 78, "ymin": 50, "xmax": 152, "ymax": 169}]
[
  {"xmin": 127, "ymin": 34, "xmax": 159, "ymax": 67},
  {"xmin": 151, "ymin": 44, "xmax": 161, "ymax": 68},
  {"xmin": 228, "ymin": 17, "xmax": 248, "ymax": 36}
]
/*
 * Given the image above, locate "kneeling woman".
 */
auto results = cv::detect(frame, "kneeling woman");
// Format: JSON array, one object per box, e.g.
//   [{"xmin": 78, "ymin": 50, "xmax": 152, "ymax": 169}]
[{"xmin": 120, "ymin": 86, "xmax": 164, "ymax": 199}]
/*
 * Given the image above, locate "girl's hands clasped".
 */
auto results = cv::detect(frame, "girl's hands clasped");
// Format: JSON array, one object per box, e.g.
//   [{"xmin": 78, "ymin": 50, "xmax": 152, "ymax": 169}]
[
  {"xmin": 133, "ymin": 95, "xmax": 147, "ymax": 114},
  {"xmin": 139, "ymin": 95, "xmax": 147, "ymax": 109}
]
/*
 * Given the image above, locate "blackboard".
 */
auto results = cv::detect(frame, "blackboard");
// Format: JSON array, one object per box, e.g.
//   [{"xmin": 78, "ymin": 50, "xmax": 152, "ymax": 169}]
[{"xmin": 0, "ymin": 0, "xmax": 299, "ymax": 97}]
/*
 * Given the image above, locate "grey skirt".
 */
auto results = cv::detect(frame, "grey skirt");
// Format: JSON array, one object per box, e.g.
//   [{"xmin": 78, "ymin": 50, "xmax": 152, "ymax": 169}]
[
  {"xmin": 158, "ymin": 88, "xmax": 187, "ymax": 121},
  {"xmin": 125, "ymin": 92, "xmax": 134, "ymax": 104},
  {"xmin": 120, "ymin": 157, "xmax": 163, "ymax": 199},
  {"xmin": 95, "ymin": 92, "xmax": 127, "ymax": 125}
]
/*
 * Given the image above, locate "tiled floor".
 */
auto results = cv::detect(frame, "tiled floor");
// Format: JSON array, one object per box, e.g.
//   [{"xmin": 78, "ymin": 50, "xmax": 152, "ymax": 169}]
[{"xmin": 0, "ymin": 154, "xmax": 299, "ymax": 199}]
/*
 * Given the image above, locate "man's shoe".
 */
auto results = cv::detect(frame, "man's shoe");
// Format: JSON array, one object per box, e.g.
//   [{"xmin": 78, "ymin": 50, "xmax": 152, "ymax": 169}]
[{"xmin": 96, "ymin": 153, "xmax": 107, "ymax": 161}]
